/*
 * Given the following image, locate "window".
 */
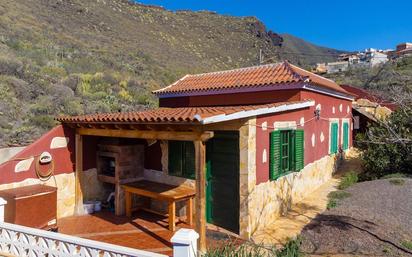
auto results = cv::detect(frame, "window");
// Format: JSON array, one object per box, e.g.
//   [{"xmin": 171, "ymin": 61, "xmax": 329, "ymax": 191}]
[
  {"xmin": 168, "ymin": 141, "xmax": 195, "ymax": 179},
  {"xmin": 342, "ymin": 121, "xmax": 349, "ymax": 150},
  {"xmin": 330, "ymin": 122, "xmax": 339, "ymax": 154},
  {"xmin": 270, "ymin": 129, "xmax": 304, "ymax": 180}
]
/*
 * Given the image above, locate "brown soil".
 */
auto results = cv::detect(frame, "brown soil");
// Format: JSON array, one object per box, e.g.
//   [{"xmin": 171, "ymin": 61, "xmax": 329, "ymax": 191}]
[{"xmin": 301, "ymin": 178, "xmax": 412, "ymax": 257}]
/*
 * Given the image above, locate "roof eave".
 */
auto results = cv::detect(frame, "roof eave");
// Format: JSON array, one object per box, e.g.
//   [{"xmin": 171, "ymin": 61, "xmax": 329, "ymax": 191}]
[
  {"xmin": 200, "ymin": 100, "xmax": 315, "ymax": 124},
  {"xmin": 303, "ymin": 83, "xmax": 355, "ymax": 101},
  {"xmin": 154, "ymin": 82, "xmax": 305, "ymax": 98}
]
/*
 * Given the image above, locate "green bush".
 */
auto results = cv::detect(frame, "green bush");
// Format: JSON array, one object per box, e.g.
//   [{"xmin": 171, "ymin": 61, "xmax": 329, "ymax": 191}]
[
  {"xmin": 327, "ymin": 191, "xmax": 351, "ymax": 210},
  {"xmin": 401, "ymin": 240, "xmax": 412, "ymax": 250},
  {"xmin": 357, "ymin": 107, "xmax": 412, "ymax": 180},
  {"xmin": 338, "ymin": 172, "xmax": 358, "ymax": 190},
  {"xmin": 389, "ymin": 178, "xmax": 405, "ymax": 186}
]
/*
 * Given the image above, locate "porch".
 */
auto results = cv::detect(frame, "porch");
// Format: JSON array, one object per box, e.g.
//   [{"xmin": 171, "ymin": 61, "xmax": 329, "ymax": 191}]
[{"xmin": 58, "ymin": 210, "xmax": 241, "ymax": 256}]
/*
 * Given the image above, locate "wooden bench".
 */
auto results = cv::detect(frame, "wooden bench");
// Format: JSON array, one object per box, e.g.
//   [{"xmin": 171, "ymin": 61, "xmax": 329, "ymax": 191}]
[{"xmin": 122, "ymin": 180, "xmax": 196, "ymax": 231}]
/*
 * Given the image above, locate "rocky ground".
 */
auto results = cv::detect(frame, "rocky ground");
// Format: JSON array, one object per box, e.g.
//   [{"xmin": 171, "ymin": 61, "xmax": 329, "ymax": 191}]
[{"xmin": 301, "ymin": 178, "xmax": 412, "ymax": 257}]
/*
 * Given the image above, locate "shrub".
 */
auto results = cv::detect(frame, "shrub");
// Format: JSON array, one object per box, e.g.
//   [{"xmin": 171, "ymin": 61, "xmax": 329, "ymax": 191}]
[
  {"xmin": 0, "ymin": 57, "xmax": 23, "ymax": 76},
  {"xmin": 401, "ymin": 240, "xmax": 412, "ymax": 250},
  {"xmin": 328, "ymin": 191, "xmax": 351, "ymax": 200},
  {"xmin": 357, "ymin": 107, "xmax": 412, "ymax": 180},
  {"xmin": 327, "ymin": 191, "xmax": 351, "ymax": 210},
  {"xmin": 382, "ymin": 173, "xmax": 409, "ymax": 179},
  {"xmin": 204, "ymin": 238, "xmax": 303, "ymax": 257},
  {"xmin": 389, "ymin": 178, "xmax": 405, "ymax": 186},
  {"xmin": 327, "ymin": 199, "xmax": 337, "ymax": 210},
  {"xmin": 338, "ymin": 171, "xmax": 358, "ymax": 190}
]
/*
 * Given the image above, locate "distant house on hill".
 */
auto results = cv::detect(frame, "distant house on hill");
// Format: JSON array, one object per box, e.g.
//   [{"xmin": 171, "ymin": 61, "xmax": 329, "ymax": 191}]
[
  {"xmin": 393, "ymin": 42, "xmax": 412, "ymax": 58},
  {"xmin": 0, "ymin": 61, "xmax": 355, "ymax": 250},
  {"xmin": 315, "ymin": 49, "xmax": 389, "ymax": 74}
]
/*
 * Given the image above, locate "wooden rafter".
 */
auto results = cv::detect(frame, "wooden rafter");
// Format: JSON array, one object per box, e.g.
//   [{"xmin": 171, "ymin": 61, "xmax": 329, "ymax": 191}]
[{"xmin": 76, "ymin": 128, "xmax": 213, "ymax": 142}]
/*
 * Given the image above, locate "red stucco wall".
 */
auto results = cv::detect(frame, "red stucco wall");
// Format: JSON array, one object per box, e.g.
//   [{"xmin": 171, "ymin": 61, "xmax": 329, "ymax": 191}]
[
  {"xmin": 159, "ymin": 89, "xmax": 301, "ymax": 107},
  {"xmin": 0, "ymin": 125, "xmax": 75, "ymax": 184},
  {"xmin": 255, "ymin": 90, "xmax": 352, "ymax": 184}
]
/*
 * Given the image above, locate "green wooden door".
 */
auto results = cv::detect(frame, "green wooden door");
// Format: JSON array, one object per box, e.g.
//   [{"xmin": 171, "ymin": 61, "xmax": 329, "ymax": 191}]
[
  {"xmin": 343, "ymin": 122, "xmax": 349, "ymax": 150},
  {"xmin": 206, "ymin": 131, "xmax": 239, "ymax": 234}
]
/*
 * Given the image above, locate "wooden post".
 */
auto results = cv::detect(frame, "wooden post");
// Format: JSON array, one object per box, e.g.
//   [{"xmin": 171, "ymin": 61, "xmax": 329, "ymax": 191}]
[
  {"xmin": 75, "ymin": 133, "xmax": 83, "ymax": 215},
  {"xmin": 168, "ymin": 201, "xmax": 176, "ymax": 232},
  {"xmin": 194, "ymin": 140, "xmax": 206, "ymax": 253}
]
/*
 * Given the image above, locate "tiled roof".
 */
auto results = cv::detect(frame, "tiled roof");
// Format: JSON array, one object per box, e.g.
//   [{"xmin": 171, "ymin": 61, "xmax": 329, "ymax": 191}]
[
  {"xmin": 153, "ymin": 61, "xmax": 349, "ymax": 95},
  {"xmin": 341, "ymin": 85, "xmax": 397, "ymax": 110},
  {"xmin": 57, "ymin": 100, "xmax": 314, "ymax": 125}
]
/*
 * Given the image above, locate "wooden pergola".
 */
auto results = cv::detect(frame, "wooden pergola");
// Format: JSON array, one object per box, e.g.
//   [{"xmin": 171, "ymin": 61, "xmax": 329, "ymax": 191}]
[{"xmin": 73, "ymin": 125, "xmax": 213, "ymax": 252}]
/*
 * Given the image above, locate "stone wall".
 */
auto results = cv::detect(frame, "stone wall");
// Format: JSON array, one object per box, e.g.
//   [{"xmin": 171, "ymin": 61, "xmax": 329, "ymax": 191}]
[
  {"xmin": 237, "ymin": 115, "xmax": 341, "ymax": 238},
  {"xmin": 0, "ymin": 173, "xmax": 76, "ymax": 218}
]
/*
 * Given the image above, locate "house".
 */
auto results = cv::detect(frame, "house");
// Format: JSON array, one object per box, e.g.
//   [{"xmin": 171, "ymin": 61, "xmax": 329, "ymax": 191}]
[
  {"xmin": 362, "ymin": 49, "xmax": 388, "ymax": 67},
  {"xmin": 324, "ymin": 61, "xmax": 349, "ymax": 74},
  {"xmin": 341, "ymin": 84, "xmax": 395, "ymax": 140},
  {"xmin": 394, "ymin": 42, "xmax": 412, "ymax": 58},
  {"xmin": 0, "ymin": 61, "xmax": 354, "ymax": 251}
]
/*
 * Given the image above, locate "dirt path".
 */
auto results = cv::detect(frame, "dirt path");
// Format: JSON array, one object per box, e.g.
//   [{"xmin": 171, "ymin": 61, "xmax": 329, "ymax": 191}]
[
  {"xmin": 301, "ymin": 178, "xmax": 412, "ymax": 257},
  {"xmin": 251, "ymin": 150, "xmax": 362, "ymax": 247}
]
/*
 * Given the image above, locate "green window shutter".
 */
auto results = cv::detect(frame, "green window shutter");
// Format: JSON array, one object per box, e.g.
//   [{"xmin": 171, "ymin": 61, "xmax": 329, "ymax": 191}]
[
  {"xmin": 295, "ymin": 129, "xmax": 304, "ymax": 171},
  {"xmin": 334, "ymin": 123, "xmax": 339, "ymax": 153},
  {"xmin": 270, "ymin": 130, "xmax": 281, "ymax": 180},
  {"xmin": 343, "ymin": 122, "xmax": 349, "ymax": 150},
  {"xmin": 168, "ymin": 141, "xmax": 183, "ymax": 177},
  {"xmin": 183, "ymin": 141, "xmax": 196, "ymax": 179},
  {"xmin": 330, "ymin": 123, "xmax": 339, "ymax": 154}
]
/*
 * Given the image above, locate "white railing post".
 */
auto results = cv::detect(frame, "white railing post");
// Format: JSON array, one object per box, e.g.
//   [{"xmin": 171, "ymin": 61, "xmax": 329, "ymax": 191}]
[
  {"xmin": 171, "ymin": 228, "xmax": 199, "ymax": 257},
  {"xmin": 0, "ymin": 197, "xmax": 7, "ymax": 222}
]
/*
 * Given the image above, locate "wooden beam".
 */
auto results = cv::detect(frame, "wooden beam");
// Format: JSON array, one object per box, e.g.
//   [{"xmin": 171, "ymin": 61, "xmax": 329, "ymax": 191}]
[
  {"xmin": 77, "ymin": 128, "xmax": 213, "ymax": 142},
  {"xmin": 75, "ymin": 133, "xmax": 83, "ymax": 215},
  {"xmin": 194, "ymin": 140, "xmax": 207, "ymax": 253}
]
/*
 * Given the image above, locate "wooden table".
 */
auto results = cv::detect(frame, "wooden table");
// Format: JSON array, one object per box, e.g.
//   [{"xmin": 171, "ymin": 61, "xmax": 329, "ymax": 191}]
[{"xmin": 122, "ymin": 180, "xmax": 196, "ymax": 231}]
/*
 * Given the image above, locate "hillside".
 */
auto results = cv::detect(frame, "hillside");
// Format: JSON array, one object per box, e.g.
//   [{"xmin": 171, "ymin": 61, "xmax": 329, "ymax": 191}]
[
  {"xmin": 0, "ymin": 0, "xmax": 341, "ymax": 146},
  {"xmin": 280, "ymin": 34, "xmax": 343, "ymax": 65},
  {"xmin": 325, "ymin": 56, "xmax": 412, "ymax": 92}
]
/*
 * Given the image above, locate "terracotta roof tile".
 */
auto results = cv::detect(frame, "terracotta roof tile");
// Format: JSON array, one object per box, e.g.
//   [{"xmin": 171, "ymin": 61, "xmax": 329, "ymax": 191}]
[
  {"xmin": 154, "ymin": 61, "xmax": 348, "ymax": 95},
  {"xmin": 57, "ymin": 100, "xmax": 314, "ymax": 125}
]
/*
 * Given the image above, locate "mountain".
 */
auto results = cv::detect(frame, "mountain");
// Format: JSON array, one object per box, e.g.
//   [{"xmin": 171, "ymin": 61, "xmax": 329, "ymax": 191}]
[
  {"xmin": 0, "ymin": 0, "xmax": 342, "ymax": 146},
  {"xmin": 280, "ymin": 34, "xmax": 344, "ymax": 65}
]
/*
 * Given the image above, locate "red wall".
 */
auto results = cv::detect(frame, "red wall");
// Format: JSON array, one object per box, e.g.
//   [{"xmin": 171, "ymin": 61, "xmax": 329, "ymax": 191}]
[
  {"xmin": 159, "ymin": 89, "xmax": 301, "ymax": 107},
  {"xmin": 0, "ymin": 125, "xmax": 75, "ymax": 184},
  {"xmin": 255, "ymin": 90, "xmax": 352, "ymax": 184}
]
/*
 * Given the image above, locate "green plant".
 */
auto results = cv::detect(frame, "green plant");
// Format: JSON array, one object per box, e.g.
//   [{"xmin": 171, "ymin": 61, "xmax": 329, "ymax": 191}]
[
  {"xmin": 338, "ymin": 171, "xmax": 358, "ymax": 190},
  {"xmin": 204, "ymin": 238, "xmax": 303, "ymax": 257},
  {"xmin": 382, "ymin": 173, "xmax": 409, "ymax": 179},
  {"xmin": 328, "ymin": 191, "xmax": 351, "ymax": 200},
  {"xmin": 326, "ymin": 190, "xmax": 351, "ymax": 210},
  {"xmin": 389, "ymin": 178, "xmax": 406, "ymax": 186},
  {"xmin": 401, "ymin": 240, "xmax": 412, "ymax": 250},
  {"xmin": 327, "ymin": 199, "xmax": 337, "ymax": 210},
  {"xmin": 275, "ymin": 237, "xmax": 303, "ymax": 257},
  {"xmin": 357, "ymin": 107, "xmax": 412, "ymax": 180}
]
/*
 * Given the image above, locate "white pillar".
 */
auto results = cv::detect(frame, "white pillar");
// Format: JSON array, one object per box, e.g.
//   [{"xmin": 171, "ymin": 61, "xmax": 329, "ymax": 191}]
[
  {"xmin": 171, "ymin": 228, "xmax": 199, "ymax": 257},
  {"xmin": 0, "ymin": 197, "xmax": 7, "ymax": 222}
]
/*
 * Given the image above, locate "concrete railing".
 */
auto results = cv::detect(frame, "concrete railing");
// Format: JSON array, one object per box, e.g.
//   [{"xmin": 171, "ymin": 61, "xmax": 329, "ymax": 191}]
[{"xmin": 0, "ymin": 198, "xmax": 199, "ymax": 257}]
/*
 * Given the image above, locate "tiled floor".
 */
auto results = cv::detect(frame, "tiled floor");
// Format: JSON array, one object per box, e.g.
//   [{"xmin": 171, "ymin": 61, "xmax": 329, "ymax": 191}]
[{"xmin": 58, "ymin": 210, "xmax": 239, "ymax": 256}]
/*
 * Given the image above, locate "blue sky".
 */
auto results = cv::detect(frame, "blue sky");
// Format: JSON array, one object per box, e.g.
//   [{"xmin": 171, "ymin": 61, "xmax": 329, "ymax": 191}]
[{"xmin": 135, "ymin": 0, "xmax": 411, "ymax": 51}]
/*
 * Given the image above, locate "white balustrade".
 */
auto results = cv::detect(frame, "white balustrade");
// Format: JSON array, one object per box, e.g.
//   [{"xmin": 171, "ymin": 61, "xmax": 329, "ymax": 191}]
[
  {"xmin": 0, "ymin": 222, "xmax": 167, "ymax": 257},
  {"xmin": 0, "ymin": 197, "xmax": 199, "ymax": 257}
]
